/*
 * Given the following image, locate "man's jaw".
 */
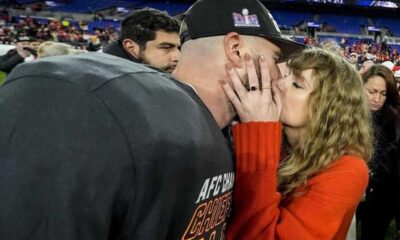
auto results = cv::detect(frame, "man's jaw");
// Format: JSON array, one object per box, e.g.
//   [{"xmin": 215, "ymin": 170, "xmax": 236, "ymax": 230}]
[{"xmin": 163, "ymin": 64, "xmax": 177, "ymax": 73}]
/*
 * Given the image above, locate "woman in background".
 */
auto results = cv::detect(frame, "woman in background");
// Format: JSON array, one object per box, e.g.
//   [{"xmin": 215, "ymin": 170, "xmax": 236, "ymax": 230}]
[{"xmin": 358, "ymin": 64, "xmax": 400, "ymax": 240}]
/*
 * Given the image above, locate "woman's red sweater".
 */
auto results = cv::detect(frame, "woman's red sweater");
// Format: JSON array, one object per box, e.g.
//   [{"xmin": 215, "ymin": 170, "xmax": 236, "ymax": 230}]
[{"xmin": 226, "ymin": 122, "xmax": 369, "ymax": 240}]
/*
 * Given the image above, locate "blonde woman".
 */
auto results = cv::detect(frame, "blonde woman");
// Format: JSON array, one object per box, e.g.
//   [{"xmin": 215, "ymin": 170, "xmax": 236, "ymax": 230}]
[{"xmin": 222, "ymin": 48, "xmax": 373, "ymax": 239}]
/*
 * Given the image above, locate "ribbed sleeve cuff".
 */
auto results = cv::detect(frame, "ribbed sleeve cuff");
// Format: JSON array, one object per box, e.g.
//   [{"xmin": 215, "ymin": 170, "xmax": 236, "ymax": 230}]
[{"xmin": 233, "ymin": 122, "xmax": 282, "ymax": 173}]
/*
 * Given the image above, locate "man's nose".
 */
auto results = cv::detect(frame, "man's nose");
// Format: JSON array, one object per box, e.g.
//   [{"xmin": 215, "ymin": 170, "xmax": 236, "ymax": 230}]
[{"xmin": 170, "ymin": 48, "xmax": 180, "ymax": 62}]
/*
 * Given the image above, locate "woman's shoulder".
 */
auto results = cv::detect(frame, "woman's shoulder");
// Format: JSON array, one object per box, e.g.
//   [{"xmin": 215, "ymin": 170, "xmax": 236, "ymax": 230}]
[
  {"xmin": 317, "ymin": 155, "xmax": 369, "ymax": 180},
  {"xmin": 306, "ymin": 155, "xmax": 369, "ymax": 206},
  {"xmin": 308, "ymin": 155, "xmax": 368, "ymax": 186},
  {"xmin": 329, "ymin": 155, "xmax": 368, "ymax": 171}
]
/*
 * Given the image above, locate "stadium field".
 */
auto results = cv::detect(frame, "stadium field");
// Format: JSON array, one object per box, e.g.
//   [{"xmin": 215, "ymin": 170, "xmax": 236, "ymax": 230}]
[{"xmin": 0, "ymin": 72, "xmax": 5, "ymax": 85}]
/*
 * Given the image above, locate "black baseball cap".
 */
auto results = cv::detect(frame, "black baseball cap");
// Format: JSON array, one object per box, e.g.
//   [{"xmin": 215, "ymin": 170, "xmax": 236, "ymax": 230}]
[
  {"xmin": 16, "ymin": 36, "xmax": 38, "ymax": 42},
  {"xmin": 180, "ymin": 0, "xmax": 305, "ymax": 61}
]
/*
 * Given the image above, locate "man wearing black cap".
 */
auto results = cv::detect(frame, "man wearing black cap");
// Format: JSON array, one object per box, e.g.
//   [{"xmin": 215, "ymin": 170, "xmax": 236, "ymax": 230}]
[
  {"xmin": 0, "ymin": 36, "xmax": 40, "ymax": 73},
  {"xmin": 0, "ymin": 0, "xmax": 303, "ymax": 239},
  {"xmin": 175, "ymin": 0, "xmax": 304, "ymax": 128}
]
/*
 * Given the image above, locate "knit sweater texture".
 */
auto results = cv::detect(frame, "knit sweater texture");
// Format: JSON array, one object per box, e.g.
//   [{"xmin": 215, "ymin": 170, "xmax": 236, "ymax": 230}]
[{"xmin": 226, "ymin": 122, "xmax": 369, "ymax": 240}]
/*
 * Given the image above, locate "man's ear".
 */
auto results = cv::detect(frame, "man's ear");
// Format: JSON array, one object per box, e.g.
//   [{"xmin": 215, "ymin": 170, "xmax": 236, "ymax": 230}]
[
  {"xmin": 223, "ymin": 32, "xmax": 244, "ymax": 68},
  {"xmin": 122, "ymin": 39, "xmax": 141, "ymax": 58}
]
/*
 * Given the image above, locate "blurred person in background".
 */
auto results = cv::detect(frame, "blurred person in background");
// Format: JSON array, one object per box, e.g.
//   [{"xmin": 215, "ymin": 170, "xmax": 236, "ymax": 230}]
[
  {"xmin": 381, "ymin": 60, "xmax": 394, "ymax": 71},
  {"xmin": 348, "ymin": 52, "xmax": 359, "ymax": 69},
  {"xmin": 0, "ymin": 36, "xmax": 41, "ymax": 73},
  {"xmin": 86, "ymin": 35, "xmax": 101, "ymax": 52},
  {"xmin": 359, "ymin": 59, "xmax": 374, "ymax": 76},
  {"xmin": 357, "ymin": 64, "xmax": 400, "ymax": 240},
  {"xmin": 103, "ymin": 8, "xmax": 180, "ymax": 73},
  {"xmin": 320, "ymin": 40, "xmax": 345, "ymax": 57},
  {"xmin": 395, "ymin": 70, "xmax": 400, "ymax": 93},
  {"xmin": 37, "ymin": 41, "xmax": 83, "ymax": 58}
]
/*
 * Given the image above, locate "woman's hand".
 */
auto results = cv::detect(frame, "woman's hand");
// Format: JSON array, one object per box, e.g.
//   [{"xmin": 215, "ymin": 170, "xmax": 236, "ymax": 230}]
[{"xmin": 222, "ymin": 53, "xmax": 282, "ymax": 123}]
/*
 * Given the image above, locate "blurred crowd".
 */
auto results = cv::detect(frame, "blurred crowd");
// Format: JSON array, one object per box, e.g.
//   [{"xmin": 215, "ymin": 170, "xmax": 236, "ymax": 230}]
[
  {"xmin": 0, "ymin": 11, "xmax": 118, "ymax": 51},
  {"xmin": 305, "ymin": 37, "xmax": 400, "ymax": 84}
]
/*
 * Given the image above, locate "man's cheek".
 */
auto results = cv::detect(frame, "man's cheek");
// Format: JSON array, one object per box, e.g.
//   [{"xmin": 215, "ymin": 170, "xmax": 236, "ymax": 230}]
[{"xmin": 276, "ymin": 78, "xmax": 287, "ymax": 94}]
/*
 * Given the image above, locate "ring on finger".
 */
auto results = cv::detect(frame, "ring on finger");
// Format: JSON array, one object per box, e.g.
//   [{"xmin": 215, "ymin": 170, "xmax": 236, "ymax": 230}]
[
  {"xmin": 250, "ymin": 86, "xmax": 259, "ymax": 91},
  {"xmin": 262, "ymin": 86, "xmax": 272, "ymax": 90}
]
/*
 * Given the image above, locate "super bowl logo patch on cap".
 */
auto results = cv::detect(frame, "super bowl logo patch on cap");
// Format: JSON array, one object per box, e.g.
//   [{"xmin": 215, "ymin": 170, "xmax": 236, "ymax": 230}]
[{"xmin": 232, "ymin": 8, "xmax": 260, "ymax": 27}]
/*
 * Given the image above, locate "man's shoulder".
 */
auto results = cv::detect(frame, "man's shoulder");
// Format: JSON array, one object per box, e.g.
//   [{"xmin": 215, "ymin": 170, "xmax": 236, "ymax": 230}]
[
  {"xmin": 5, "ymin": 52, "xmax": 160, "ymax": 90},
  {"xmin": 3, "ymin": 52, "xmax": 203, "ymax": 114}
]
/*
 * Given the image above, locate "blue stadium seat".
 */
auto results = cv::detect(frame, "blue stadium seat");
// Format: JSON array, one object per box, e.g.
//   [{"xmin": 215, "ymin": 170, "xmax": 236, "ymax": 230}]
[
  {"xmin": 318, "ymin": 14, "xmax": 368, "ymax": 34},
  {"xmin": 48, "ymin": 0, "xmax": 190, "ymax": 15},
  {"xmin": 373, "ymin": 17, "xmax": 400, "ymax": 36},
  {"xmin": 49, "ymin": 0, "xmax": 135, "ymax": 13},
  {"xmin": 130, "ymin": 2, "xmax": 191, "ymax": 16},
  {"xmin": 16, "ymin": 0, "xmax": 41, "ymax": 3},
  {"xmin": 271, "ymin": 10, "xmax": 313, "ymax": 28},
  {"xmin": 89, "ymin": 19, "xmax": 120, "ymax": 32}
]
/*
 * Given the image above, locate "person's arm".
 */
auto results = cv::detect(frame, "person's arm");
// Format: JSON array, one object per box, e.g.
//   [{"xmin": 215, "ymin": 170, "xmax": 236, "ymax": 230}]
[
  {"xmin": 226, "ymin": 121, "xmax": 281, "ymax": 239},
  {"xmin": 227, "ymin": 122, "xmax": 369, "ymax": 240},
  {"xmin": 0, "ymin": 50, "xmax": 25, "ymax": 73}
]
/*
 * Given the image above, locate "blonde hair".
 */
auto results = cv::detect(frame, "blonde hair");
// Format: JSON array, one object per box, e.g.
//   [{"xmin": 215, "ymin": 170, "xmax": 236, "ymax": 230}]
[
  {"xmin": 37, "ymin": 41, "xmax": 72, "ymax": 58},
  {"xmin": 278, "ymin": 48, "xmax": 373, "ymax": 200},
  {"xmin": 319, "ymin": 40, "xmax": 344, "ymax": 57}
]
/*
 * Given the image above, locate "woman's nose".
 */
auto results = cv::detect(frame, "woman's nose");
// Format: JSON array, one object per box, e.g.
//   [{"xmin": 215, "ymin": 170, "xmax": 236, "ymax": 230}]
[{"xmin": 373, "ymin": 93, "xmax": 381, "ymax": 102}]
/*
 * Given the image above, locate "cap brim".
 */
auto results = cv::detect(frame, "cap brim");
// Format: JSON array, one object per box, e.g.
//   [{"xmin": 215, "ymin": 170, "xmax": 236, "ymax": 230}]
[{"xmin": 261, "ymin": 35, "xmax": 306, "ymax": 63}]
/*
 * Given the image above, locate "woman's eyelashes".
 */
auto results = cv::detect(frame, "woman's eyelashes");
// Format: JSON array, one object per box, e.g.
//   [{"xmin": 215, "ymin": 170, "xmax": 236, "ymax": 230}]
[{"xmin": 292, "ymin": 81, "xmax": 303, "ymax": 89}]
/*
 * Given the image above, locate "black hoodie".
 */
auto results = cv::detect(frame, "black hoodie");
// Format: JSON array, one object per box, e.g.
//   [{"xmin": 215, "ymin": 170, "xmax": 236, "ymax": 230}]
[
  {"xmin": 103, "ymin": 40, "xmax": 140, "ymax": 63},
  {"xmin": 0, "ymin": 52, "xmax": 234, "ymax": 240}
]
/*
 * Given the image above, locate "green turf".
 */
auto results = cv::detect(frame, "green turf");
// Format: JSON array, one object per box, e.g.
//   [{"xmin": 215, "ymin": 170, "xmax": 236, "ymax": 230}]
[{"xmin": 0, "ymin": 71, "xmax": 6, "ymax": 85}]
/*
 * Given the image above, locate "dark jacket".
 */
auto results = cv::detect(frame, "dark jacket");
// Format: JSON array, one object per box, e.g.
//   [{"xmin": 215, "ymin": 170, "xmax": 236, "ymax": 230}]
[
  {"xmin": 0, "ymin": 52, "xmax": 234, "ymax": 240},
  {"xmin": 359, "ymin": 109, "xmax": 400, "ymax": 240},
  {"xmin": 0, "ymin": 48, "xmax": 24, "ymax": 73},
  {"xmin": 102, "ymin": 40, "xmax": 139, "ymax": 63},
  {"xmin": 367, "ymin": 111, "xmax": 398, "ymax": 200}
]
